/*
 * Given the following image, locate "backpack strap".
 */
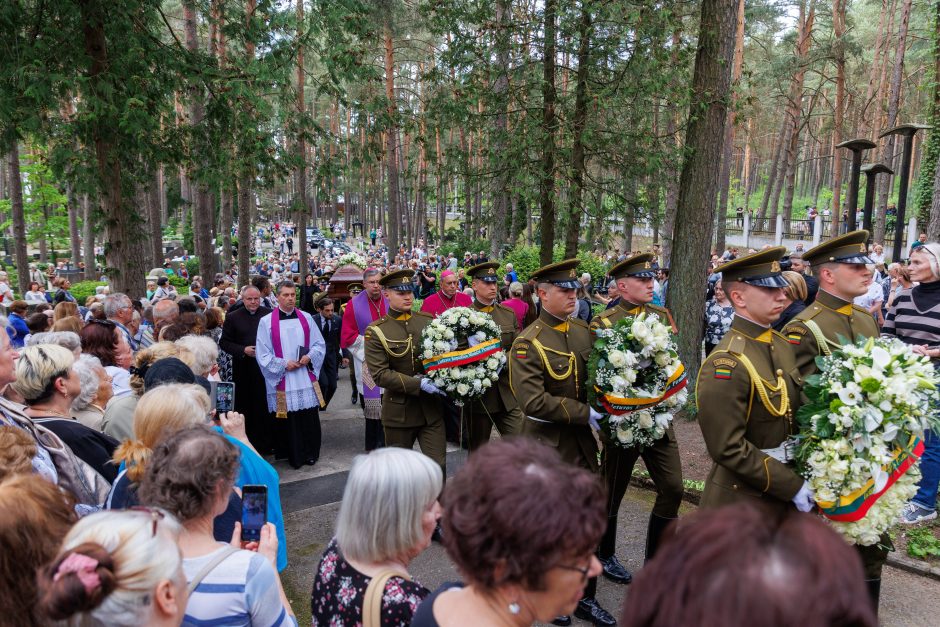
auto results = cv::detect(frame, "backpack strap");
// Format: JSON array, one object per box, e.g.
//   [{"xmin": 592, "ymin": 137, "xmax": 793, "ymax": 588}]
[
  {"xmin": 363, "ymin": 569, "xmax": 411, "ymax": 627},
  {"xmin": 186, "ymin": 546, "xmax": 239, "ymax": 596}
]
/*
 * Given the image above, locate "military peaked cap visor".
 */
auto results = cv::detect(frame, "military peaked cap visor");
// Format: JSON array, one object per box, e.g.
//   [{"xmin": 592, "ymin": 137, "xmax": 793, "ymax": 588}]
[
  {"xmin": 716, "ymin": 246, "xmax": 789, "ymax": 288},
  {"xmin": 610, "ymin": 253, "xmax": 657, "ymax": 279},
  {"xmin": 532, "ymin": 258, "xmax": 582, "ymax": 289},
  {"xmin": 380, "ymin": 269, "xmax": 415, "ymax": 291},
  {"xmin": 803, "ymin": 230, "xmax": 873, "ymax": 266},
  {"xmin": 468, "ymin": 262, "xmax": 501, "ymax": 283}
]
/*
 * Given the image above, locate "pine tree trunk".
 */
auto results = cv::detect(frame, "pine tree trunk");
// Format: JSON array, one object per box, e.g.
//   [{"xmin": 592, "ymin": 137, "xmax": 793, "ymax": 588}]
[
  {"xmin": 236, "ymin": 0, "xmax": 256, "ymax": 289},
  {"xmin": 715, "ymin": 0, "xmax": 745, "ymax": 255},
  {"xmin": 7, "ymin": 143, "xmax": 30, "ymax": 295},
  {"xmin": 66, "ymin": 183, "xmax": 82, "ymax": 268},
  {"xmin": 662, "ymin": 30, "xmax": 682, "ymax": 267},
  {"xmin": 916, "ymin": 1, "xmax": 940, "ymax": 226},
  {"xmin": 384, "ymin": 22, "xmax": 401, "ymax": 259},
  {"xmin": 670, "ymin": 0, "xmax": 737, "ymax": 383},
  {"xmin": 82, "ymin": 194, "xmax": 96, "ymax": 281},
  {"xmin": 489, "ymin": 1, "xmax": 510, "ymax": 259},
  {"xmin": 564, "ymin": 2, "xmax": 592, "ymax": 259},
  {"xmin": 538, "ymin": 0, "xmax": 558, "ymax": 265}
]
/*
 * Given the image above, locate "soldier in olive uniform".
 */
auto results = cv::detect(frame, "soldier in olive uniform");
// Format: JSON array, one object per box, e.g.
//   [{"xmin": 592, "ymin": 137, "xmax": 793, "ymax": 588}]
[
  {"xmin": 697, "ymin": 247, "xmax": 815, "ymax": 515},
  {"xmin": 464, "ymin": 262, "xmax": 523, "ymax": 449},
  {"xmin": 509, "ymin": 259, "xmax": 615, "ymax": 627},
  {"xmin": 782, "ymin": 230, "xmax": 886, "ymax": 612},
  {"xmin": 364, "ymin": 269, "xmax": 446, "ymax": 472},
  {"xmin": 589, "ymin": 253, "xmax": 684, "ymax": 585}
]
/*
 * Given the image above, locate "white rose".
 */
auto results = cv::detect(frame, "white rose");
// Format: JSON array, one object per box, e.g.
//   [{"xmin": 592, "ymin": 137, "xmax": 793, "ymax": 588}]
[
  {"xmin": 456, "ymin": 383, "xmax": 470, "ymax": 396},
  {"xmin": 636, "ymin": 411, "xmax": 654, "ymax": 429},
  {"xmin": 444, "ymin": 329, "xmax": 455, "ymax": 340},
  {"xmin": 654, "ymin": 412, "xmax": 671, "ymax": 429},
  {"xmin": 472, "ymin": 379, "xmax": 482, "ymax": 391},
  {"xmin": 608, "ymin": 350, "xmax": 627, "ymax": 368},
  {"xmin": 654, "ymin": 352, "xmax": 670, "ymax": 367},
  {"xmin": 616, "ymin": 424, "xmax": 634, "ymax": 444}
]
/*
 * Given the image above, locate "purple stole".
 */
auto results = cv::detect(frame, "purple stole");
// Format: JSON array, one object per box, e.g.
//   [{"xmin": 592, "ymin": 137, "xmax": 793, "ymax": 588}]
[
  {"xmin": 271, "ymin": 308, "xmax": 316, "ymax": 417},
  {"xmin": 352, "ymin": 290, "xmax": 388, "ymax": 400}
]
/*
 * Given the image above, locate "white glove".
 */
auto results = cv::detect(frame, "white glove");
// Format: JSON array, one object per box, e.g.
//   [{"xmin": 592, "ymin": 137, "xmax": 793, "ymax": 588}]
[
  {"xmin": 468, "ymin": 332, "xmax": 484, "ymax": 348},
  {"xmin": 420, "ymin": 377, "xmax": 444, "ymax": 396},
  {"xmin": 588, "ymin": 408, "xmax": 603, "ymax": 432},
  {"xmin": 791, "ymin": 481, "xmax": 816, "ymax": 513}
]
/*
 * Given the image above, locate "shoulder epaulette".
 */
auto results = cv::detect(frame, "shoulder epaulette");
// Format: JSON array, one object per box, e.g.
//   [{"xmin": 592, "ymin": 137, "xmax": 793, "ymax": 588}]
[
  {"xmin": 725, "ymin": 332, "xmax": 747, "ymax": 356},
  {"xmin": 413, "ymin": 310, "xmax": 433, "ymax": 319},
  {"xmin": 851, "ymin": 304, "xmax": 870, "ymax": 315},
  {"xmin": 569, "ymin": 317, "xmax": 589, "ymax": 329}
]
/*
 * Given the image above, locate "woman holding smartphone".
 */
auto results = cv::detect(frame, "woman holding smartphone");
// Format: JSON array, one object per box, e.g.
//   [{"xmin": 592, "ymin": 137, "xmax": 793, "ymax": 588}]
[{"xmin": 140, "ymin": 425, "xmax": 296, "ymax": 626}]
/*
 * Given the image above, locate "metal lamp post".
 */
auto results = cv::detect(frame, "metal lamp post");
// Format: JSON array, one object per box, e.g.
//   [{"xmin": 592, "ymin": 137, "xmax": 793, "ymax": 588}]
[
  {"xmin": 860, "ymin": 163, "xmax": 894, "ymax": 246},
  {"xmin": 879, "ymin": 123, "xmax": 930, "ymax": 261},
  {"xmin": 836, "ymin": 139, "xmax": 878, "ymax": 232}
]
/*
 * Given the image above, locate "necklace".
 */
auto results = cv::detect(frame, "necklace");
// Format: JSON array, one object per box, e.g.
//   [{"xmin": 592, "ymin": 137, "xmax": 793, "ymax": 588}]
[
  {"xmin": 439, "ymin": 291, "xmax": 457, "ymax": 308},
  {"xmin": 368, "ymin": 295, "xmax": 384, "ymax": 319},
  {"xmin": 28, "ymin": 406, "xmax": 73, "ymax": 420}
]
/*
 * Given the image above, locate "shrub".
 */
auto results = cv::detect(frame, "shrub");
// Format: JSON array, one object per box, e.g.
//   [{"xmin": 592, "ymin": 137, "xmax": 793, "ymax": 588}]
[{"xmin": 70, "ymin": 280, "xmax": 108, "ymax": 304}]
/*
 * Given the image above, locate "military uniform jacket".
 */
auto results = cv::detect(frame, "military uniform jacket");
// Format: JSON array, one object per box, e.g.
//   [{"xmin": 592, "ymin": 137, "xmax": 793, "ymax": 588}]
[
  {"xmin": 473, "ymin": 299, "xmax": 520, "ymax": 413},
  {"xmin": 509, "ymin": 309, "xmax": 598, "ymax": 471},
  {"xmin": 783, "ymin": 289, "xmax": 879, "ymax": 379},
  {"xmin": 696, "ymin": 316, "xmax": 804, "ymax": 509},
  {"xmin": 364, "ymin": 309, "xmax": 441, "ymax": 429}
]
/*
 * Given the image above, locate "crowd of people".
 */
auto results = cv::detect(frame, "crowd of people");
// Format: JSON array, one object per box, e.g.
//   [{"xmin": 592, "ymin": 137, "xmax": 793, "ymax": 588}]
[{"xmin": 0, "ymin": 219, "xmax": 934, "ymax": 626}]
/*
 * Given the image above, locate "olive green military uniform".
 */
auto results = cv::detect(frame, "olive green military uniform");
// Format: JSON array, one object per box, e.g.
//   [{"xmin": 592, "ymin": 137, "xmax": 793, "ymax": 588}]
[
  {"xmin": 782, "ymin": 230, "xmax": 888, "ymax": 599},
  {"xmin": 466, "ymin": 298, "xmax": 523, "ymax": 449},
  {"xmin": 591, "ymin": 298, "xmax": 683, "ymax": 568},
  {"xmin": 510, "ymin": 308, "xmax": 597, "ymax": 471},
  {"xmin": 364, "ymin": 271, "xmax": 445, "ymax": 471},
  {"xmin": 697, "ymin": 248, "xmax": 805, "ymax": 512},
  {"xmin": 509, "ymin": 259, "xmax": 615, "ymax": 623}
]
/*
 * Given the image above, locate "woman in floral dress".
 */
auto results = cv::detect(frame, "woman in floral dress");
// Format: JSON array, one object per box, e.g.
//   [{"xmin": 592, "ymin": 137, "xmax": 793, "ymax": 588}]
[
  {"xmin": 311, "ymin": 448, "xmax": 442, "ymax": 626},
  {"xmin": 703, "ymin": 277, "xmax": 734, "ymax": 356}
]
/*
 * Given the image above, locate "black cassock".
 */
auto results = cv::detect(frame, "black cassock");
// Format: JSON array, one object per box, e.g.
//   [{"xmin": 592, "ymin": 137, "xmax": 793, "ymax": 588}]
[{"xmin": 220, "ymin": 305, "xmax": 273, "ymax": 453}]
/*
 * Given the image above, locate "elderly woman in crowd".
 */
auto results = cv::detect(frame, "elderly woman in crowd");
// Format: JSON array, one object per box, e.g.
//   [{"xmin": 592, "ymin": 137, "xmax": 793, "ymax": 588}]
[
  {"xmin": 619, "ymin": 503, "xmax": 876, "ymax": 627},
  {"xmin": 703, "ymin": 275, "xmax": 734, "ymax": 355},
  {"xmin": 70, "ymin": 354, "xmax": 114, "ymax": 431},
  {"xmin": 0, "ymin": 474, "xmax": 78, "ymax": 626},
  {"xmin": 25, "ymin": 281, "xmax": 47, "ymax": 305},
  {"xmin": 412, "ymin": 438, "xmax": 606, "ymax": 627},
  {"xmin": 886, "ymin": 242, "xmax": 940, "ymax": 524},
  {"xmin": 140, "ymin": 426, "xmax": 296, "ymax": 626},
  {"xmin": 100, "ymin": 342, "xmax": 195, "ymax": 442},
  {"xmin": 502, "ymin": 281, "xmax": 529, "ymax": 330},
  {"xmin": 6, "ymin": 300, "xmax": 30, "ymax": 348},
  {"xmin": 772, "ymin": 270, "xmax": 807, "ymax": 332},
  {"xmin": 37, "ymin": 509, "xmax": 187, "ymax": 627},
  {"xmin": 14, "ymin": 344, "xmax": 119, "ymax": 482},
  {"xmin": 311, "ymin": 448, "xmax": 442, "ymax": 626},
  {"xmin": 26, "ymin": 329, "xmax": 82, "ymax": 357},
  {"xmin": 176, "ymin": 334, "xmax": 221, "ymax": 381},
  {"xmin": 81, "ymin": 319, "xmax": 133, "ymax": 398}
]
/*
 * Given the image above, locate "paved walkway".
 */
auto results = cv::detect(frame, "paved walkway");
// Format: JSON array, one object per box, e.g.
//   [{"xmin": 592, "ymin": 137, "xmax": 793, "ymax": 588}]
[{"xmin": 277, "ymin": 377, "xmax": 940, "ymax": 626}]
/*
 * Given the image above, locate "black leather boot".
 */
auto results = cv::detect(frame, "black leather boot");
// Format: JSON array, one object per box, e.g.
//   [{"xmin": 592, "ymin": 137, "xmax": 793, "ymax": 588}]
[
  {"xmin": 599, "ymin": 554, "xmax": 632, "ymax": 584},
  {"xmin": 865, "ymin": 578, "xmax": 881, "ymax": 615},
  {"xmin": 645, "ymin": 514, "xmax": 677, "ymax": 562},
  {"xmin": 575, "ymin": 598, "xmax": 617, "ymax": 626}
]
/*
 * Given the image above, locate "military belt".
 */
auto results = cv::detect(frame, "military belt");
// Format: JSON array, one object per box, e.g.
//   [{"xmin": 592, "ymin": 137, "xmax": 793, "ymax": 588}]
[{"xmin": 761, "ymin": 438, "xmax": 798, "ymax": 464}]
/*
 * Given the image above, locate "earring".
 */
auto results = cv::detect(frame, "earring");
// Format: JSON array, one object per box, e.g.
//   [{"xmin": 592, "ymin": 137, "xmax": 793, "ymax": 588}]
[{"xmin": 508, "ymin": 601, "xmax": 521, "ymax": 615}]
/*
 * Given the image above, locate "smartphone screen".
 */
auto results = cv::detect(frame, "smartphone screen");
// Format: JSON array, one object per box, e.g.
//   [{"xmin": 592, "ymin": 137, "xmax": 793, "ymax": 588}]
[
  {"xmin": 211, "ymin": 381, "xmax": 235, "ymax": 414},
  {"xmin": 241, "ymin": 485, "xmax": 267, "ymax": 542}
]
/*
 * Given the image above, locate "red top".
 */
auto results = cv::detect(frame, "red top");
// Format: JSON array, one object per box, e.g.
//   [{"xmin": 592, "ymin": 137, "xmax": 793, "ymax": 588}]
[{"xmin": 419, "ymin": 291, "xmax": 473, "ymax": 317}]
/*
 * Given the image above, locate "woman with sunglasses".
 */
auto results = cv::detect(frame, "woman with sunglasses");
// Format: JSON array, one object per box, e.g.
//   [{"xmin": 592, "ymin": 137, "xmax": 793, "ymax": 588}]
[
  {"xmin": 37, "ymin": 508, "xmax": 187, "ymax": 627},
  {"xmin": 14, "ymin": 344, "xmax": 120, "ymax": 482},
  {"xmin": 885, "ymin": 242, "xmax": 940, "ymax": 524},
  {"xmin": 412, "ymin": 438, "xmax": 606, "ymax": 627}
]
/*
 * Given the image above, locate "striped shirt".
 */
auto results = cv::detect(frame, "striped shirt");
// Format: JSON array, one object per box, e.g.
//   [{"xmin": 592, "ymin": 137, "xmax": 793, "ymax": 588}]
[
  {"xmin": 882, "ymin": 286, "xmax": 940, "ymax": 348},
  {"xmin": 183, "ymin": 546, "xmax": 296, "ymax": 627}
]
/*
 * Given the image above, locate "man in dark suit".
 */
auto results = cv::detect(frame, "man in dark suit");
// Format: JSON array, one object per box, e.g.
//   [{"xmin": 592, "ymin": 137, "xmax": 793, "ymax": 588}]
[
  {"xmin": 313, "ymin": 297, "xmax": 345, "ymax": 408},
  {"xmin": 219, "ymin": 286, "xmax": 273, "ymax": 452}
]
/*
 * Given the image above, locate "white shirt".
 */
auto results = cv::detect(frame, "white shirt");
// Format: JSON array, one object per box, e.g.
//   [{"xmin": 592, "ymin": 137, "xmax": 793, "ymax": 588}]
[{"xmin": 255, "ymin": 308, "xmax": 326, "ymax": 412}]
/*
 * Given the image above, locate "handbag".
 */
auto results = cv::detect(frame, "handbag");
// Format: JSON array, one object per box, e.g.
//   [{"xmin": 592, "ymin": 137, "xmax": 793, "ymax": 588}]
[{"xmin": 362, "ymin": 569, "xmax": 410, "ymax": 627}]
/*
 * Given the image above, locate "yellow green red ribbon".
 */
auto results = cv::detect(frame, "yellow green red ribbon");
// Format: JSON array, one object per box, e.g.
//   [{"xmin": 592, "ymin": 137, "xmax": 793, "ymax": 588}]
[{"xmin": 422, "ymin": 337, "xmax": 502, "ymax": 371}]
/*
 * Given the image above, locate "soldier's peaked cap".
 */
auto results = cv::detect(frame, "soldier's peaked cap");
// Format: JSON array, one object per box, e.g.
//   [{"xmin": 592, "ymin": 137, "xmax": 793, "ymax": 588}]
[
  {"xmin": 379, "ymin": 269, "xmax": 415, "ymax": 291},
  {"xmin": 467, "ymin": 262, "xmax": 501, "ymax": 282},
  {"xmin": 715, "ymin": 246, "xmax": 789, "ymax": 288},
  {"xmin": 803, "ymin": 230, "xmax": 873, "ymax": 266},
  {"xmin": 609, "ymin": 253, "xmax": 657, "ymax": 279},
  {"xmin": 532, "ymin": 258, "xmax": 582, "ymax": 289}
]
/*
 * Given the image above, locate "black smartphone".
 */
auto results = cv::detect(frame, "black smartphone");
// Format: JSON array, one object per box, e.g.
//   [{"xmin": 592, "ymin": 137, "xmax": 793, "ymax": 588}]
[
  {"xmin": 241, "ymin": 485, "xmax": 267, "ymax": 542},
  {"xmin": 210, "ymin": 381, "xmax": 235, "ymax": 414}
]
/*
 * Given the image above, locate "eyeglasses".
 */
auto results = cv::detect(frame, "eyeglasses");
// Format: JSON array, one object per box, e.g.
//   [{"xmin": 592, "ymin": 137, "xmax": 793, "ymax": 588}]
[
  {"xmin": 130, "ymin": 506, "xmax": 166, "ymax": 537},
  {"xmin": 555, "ymin": 562, "xmax": 592, "ymax": 582}
]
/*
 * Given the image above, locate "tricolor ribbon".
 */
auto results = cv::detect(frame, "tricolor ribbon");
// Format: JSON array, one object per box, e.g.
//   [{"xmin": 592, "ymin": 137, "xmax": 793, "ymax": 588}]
[
  {"xmin": 595, "ymin": 364, "xmax": 688, "ymax": 415},
  {"xmin": 422, "ymin": 337, "xmax": 502, "ymax": 371},
  {"xmin": 817, "ymin": 435, "xmax": 924, "ymax": 522}
]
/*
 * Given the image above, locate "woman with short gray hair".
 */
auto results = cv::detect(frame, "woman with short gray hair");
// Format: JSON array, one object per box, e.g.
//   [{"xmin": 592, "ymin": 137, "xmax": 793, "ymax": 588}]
[
  {"xmin": 311, "ymin": 447, "xmax": 443, "ymax": 625},
  {"xmin": 71, "ymin": 354, "xmax": 113, "ymax": 431}
]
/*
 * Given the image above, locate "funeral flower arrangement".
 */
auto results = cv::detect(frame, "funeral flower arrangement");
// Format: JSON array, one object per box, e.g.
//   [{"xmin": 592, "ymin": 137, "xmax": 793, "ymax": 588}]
[
  {"xmin": 795, "ymin": 337, "xmax": 940, "ymax": 545},
  {"xmin": 336, "ymin": 252, "xmax": 367, "ymax": 269},
  {"xmin": 587, "ymin": 313, "xmax": 688, "ymax": 449},
  {"xmin": 420, "ymin": 306, "xmax": 506, "ymax": 405}
]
